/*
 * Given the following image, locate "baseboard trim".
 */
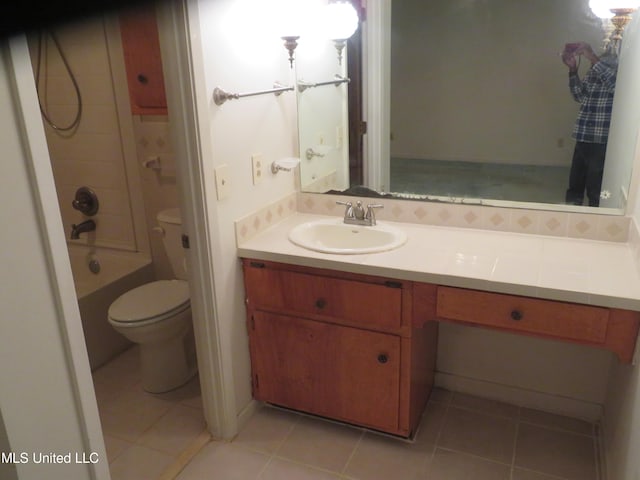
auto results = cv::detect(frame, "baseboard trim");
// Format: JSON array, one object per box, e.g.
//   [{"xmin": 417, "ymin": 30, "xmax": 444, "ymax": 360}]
[
  {"xmin": 236, "ymin": 398, "xmax": 261, "ymax": 435},
  {"xmin": 435, "ymin": 372, "xmax": 604, "ymax": 422}
]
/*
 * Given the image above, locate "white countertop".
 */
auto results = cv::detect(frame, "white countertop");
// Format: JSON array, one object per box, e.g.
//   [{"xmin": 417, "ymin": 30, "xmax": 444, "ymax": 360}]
[{"xmin": 237, "ymin": 213, "xmax": 640, "ymax": 311}]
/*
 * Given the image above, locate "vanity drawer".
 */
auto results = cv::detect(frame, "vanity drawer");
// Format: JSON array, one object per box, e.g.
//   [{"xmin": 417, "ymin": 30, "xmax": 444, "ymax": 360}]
[
  {"xmin": 436, "ymin": 287, "xmax": 609, "ymax": 343},
  {"xmin": 243, "ymin": 262, "xmax": 403, "ymax": 330}
]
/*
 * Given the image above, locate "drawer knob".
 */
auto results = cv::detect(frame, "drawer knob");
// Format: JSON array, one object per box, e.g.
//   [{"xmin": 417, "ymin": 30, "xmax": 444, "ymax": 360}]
[
  {"xmin": 315, "ymin": 298, "xmax": 327, "ymax": 309},
  {"xmin": 511, "ymin": 310, "xmax": 523, "ymax": 321},
  {"xmin": 377, "ymin": 354, "xmax": 388, "ymax": 364}
]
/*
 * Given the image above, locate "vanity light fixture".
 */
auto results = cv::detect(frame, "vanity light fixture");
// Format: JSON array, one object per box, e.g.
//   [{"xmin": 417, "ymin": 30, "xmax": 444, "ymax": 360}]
[
  {"xmin": 325, "ymin": 0, "xmax": 359, "ymax": 65},
  {"xmin": 277, "ymin": 0, "xmax": 306, "ymax": 68},
  {"xmin": 609, "ymin": 7, "xmax": 637, "ymax": 48},
  {"xmin": 281, "ymin": 36, "xmax": 300, "ymax": 68},
  {"xmin": 589, "ymin": 0, "xmax": 639, "ymax": 51}
]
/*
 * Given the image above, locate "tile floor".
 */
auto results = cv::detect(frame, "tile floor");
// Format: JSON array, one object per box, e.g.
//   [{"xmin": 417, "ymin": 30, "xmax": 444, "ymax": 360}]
[
  {"xmin": 177, "ymin": 389, "xmax": 601, "ymax": 480},
  {"xmin": 94, "ymin": 348, "xmax": 601, "ymax": 480},
  {"xmin": 91, "ymin": 346, "xmax": 206, "ymax": 480}
]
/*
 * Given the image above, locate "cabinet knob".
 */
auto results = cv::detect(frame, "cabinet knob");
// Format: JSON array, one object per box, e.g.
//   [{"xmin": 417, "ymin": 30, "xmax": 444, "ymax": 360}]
[
  {"xmin": 315, "ymin": 298, "xmax": 327, "ymax": 309},
  {"xmin": 137, "ymin": 73, "xmax": 149, "ymax": 84},
  {"xmin": 377, "ymin": 354, "xmax": 388, "ymax": 364},
  {"xmin": 510, "ymin": 310, "xmax": 523, "ymax": 321}
]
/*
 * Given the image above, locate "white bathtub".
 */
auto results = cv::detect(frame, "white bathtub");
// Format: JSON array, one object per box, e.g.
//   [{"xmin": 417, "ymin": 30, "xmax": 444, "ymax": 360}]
[{"xmin": 69, "ymin": 246, "xmax": 154, "ymax": 370}]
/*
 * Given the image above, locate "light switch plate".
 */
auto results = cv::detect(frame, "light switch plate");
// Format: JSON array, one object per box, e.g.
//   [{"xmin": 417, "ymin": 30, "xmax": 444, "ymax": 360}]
[{"xmin": 214, "ymin": 164, "xmax": 231, "ymax": 200}]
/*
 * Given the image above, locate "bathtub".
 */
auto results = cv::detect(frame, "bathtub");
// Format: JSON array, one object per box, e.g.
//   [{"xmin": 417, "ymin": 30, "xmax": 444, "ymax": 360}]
[{"xmin": 69, "ymin": 246, "xmax": 155, "ymax": 370}]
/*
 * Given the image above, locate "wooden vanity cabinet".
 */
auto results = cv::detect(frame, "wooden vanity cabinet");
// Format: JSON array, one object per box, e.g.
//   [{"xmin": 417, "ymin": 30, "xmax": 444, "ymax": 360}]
[
  {"xmin": 413, "ymin": 283, "xmax": 640, "ymax": 363},
  {"xmin": 242, "ymin": 259, "xmax": 438, "ymax": 438}
]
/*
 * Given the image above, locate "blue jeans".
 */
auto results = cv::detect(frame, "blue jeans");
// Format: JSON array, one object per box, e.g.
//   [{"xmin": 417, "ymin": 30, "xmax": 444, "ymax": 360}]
[{"xmin": 565, "ymin": 141, "xmax": 607, "ymax": 207}]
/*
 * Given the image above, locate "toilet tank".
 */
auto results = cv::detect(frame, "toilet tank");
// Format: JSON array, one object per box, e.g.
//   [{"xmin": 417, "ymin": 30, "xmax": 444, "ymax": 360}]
[{"xmin": 156, "ymin": 208, "xmax": 188, "ymax": 280}]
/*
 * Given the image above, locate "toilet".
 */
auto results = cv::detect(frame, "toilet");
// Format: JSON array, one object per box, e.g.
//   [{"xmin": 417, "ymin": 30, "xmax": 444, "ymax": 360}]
[{"xmin": 108, "ymin": 208, "xmax": 197, "ymax": 393}]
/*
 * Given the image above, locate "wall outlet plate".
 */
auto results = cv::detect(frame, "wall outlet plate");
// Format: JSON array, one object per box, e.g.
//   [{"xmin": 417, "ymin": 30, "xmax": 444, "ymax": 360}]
[
  {"xmin": 252, "ymin": 154, "xmax": 263, "ymax": 185},
  {"xmin": 214, "ymin": 164, "xmax": 231, "ymax": 200}
]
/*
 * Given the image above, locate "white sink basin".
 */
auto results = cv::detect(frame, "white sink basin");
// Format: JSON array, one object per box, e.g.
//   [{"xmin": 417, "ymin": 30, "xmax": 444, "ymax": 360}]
[{"xmin": 288, "ymin": 219, "xmax": 407, "ymax": 254}]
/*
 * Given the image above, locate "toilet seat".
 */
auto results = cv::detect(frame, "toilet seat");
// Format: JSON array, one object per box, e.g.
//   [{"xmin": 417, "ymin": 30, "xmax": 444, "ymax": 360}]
[{"xmin": 108, "ymin": 280, "xmax": 190, "ymax": 327}]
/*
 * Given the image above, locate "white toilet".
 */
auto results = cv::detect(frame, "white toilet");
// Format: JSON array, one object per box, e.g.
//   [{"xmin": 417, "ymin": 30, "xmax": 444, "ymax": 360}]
[{"xmin": 108, "ymin": 208, "xmax": 197, "ymax": 393}]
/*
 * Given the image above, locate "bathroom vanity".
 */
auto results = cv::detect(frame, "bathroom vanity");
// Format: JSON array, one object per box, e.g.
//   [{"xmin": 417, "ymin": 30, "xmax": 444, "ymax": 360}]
[{"xmin": 239, "ymin": 212, "xmax": 640, "ymax": 438}]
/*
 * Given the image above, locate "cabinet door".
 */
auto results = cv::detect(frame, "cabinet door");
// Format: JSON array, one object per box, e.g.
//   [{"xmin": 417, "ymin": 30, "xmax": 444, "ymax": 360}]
[
  {"xmin": 250, "ymin": 312, "xmax": 401, "ymax": 433},
  {"xmin": 119, "ymin": 7, "xmax": 167, "ymax": 114}
]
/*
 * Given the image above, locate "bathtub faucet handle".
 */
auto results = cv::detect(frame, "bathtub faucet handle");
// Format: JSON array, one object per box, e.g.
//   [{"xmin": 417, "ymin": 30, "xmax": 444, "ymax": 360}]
[
  {"xmin": 72, "ymin": 187, "xmax": 99, "ymax": 216},
  {"xmin": 70, "ymin": 219, "xmax": 96, "ymax": 240}
]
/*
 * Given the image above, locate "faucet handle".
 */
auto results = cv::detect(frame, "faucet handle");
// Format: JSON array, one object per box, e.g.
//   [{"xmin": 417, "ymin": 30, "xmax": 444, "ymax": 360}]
[
  {"xmin": 365, "ymin": 203, "xmax": 384, "ymax": 225},
  {"xmin": 336, "ymin": 200, "xmax": 354, "ymax": 220}
]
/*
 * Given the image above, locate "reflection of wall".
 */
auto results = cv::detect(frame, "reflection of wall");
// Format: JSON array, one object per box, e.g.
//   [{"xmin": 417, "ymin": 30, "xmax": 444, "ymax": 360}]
[
  {"xmin": 391, "ymin": 0, "xmax": 603, "ymax": 166},
  {"xmin": 296, "ymin": 7, "xmax": 350, "ymax": 192},
  {"xmin": 601, "ymin": 14, "xmax": 640, "ymax": 209}
]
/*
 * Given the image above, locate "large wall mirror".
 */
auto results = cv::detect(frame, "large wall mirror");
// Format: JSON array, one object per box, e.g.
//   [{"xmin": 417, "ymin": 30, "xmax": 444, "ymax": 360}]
[{"xmin": 298, "ymin": 0, "xmax": 640, "ymax": 216}]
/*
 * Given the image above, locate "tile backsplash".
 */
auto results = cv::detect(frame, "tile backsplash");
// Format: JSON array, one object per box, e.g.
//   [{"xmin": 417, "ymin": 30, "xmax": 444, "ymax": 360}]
[
  {"xmin": 235, "ymin": 193, "xmax": 298, "ymax": 244},
  {"xmin": 235, "ymin": 191, "xmax": 634, "ymax": 245},
  {"xmin": 297, "ymin": 192, "xmax": 631, "ymax": 243}
]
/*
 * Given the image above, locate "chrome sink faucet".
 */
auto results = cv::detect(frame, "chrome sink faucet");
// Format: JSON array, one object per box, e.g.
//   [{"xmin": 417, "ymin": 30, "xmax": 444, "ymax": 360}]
[{"xmin": 336, "ymin": 200, "xmax": 383, "ymax": 226}]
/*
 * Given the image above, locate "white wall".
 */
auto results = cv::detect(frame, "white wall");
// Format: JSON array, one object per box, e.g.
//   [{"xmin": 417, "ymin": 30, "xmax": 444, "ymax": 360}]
[
  {"xmin": 436, "ymin": 324, "xmax": 613, "ymax": 420},
  {"xmin": 190, "ymin": 0, "xmax": 299, "ymax": 417},
  {"xmin": 0, "ymin": 39, "xmax": 107, "ymax": 480}
]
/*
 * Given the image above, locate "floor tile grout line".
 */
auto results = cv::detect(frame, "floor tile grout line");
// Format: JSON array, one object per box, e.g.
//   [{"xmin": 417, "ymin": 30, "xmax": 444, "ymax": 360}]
[
  {"xmin": 511, "ymin": 466, "xmax": 574, "ymax": 480},
  {"xmin": 429, "ymin": 391, "xmax": 453, "ymax": 466},
  {"xmin": 339, "ymin": 429, "xmax": 365, "ymax": 476},
  {"xmin": 509, "ymin": 406, "xmax": 522, "ymax": 480},
  {"xmin": 517, "ymin": 419, "xmax": 597, "ymax": 438},
  {"xmin": 433, "ymin": 445, "xmax": 513, "ymax": 468}
]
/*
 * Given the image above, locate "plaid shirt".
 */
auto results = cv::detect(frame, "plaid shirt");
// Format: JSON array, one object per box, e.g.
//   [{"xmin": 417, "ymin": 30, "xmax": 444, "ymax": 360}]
[{"xmin": 569, "ymin": 61, "xmax": 617, "ymax": 144}]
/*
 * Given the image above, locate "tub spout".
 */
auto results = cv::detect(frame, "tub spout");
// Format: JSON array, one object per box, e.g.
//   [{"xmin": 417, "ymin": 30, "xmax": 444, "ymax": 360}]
[{"xmin": 71, "ymin": 219, "xmax": 96, "ymax": 240}]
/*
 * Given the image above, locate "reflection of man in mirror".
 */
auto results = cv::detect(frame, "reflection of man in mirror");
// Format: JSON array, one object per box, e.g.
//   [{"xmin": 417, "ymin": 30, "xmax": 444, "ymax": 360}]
[{"xmin": 562, "ymin": 41, "xmax": 617, "ymax": 207}]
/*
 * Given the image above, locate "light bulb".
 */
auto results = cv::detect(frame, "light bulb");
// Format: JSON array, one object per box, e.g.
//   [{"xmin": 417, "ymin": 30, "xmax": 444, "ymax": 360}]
[
  {"xmin": 589, "ymin": 0, "xmax": 640, "ymax": 18},
  {"xmin": 325, "ymin": 1, "xmax": 359, "ymax": 40}
]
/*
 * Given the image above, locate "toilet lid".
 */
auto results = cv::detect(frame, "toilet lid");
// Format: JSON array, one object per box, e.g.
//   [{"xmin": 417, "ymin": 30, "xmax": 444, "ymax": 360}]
[{"xmin": 108, "ymin": 280, "xmax": 190, "ymax": 323}]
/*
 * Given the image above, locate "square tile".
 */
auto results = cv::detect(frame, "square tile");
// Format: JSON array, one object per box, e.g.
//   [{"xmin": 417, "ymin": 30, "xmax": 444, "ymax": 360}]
[
  {"xmin": 437, "ymin": 407, "xmax": 516, "ymax": 463},
  {"xmin": 99, "ymin": 388, "xmax": 174, "ymax": 443},
  {"xmin": 414, "ymin": 401, "xmax": 448, "ymax": 445},
  {"xmin": 519, "ymin": 408, "xmax": 594, "ymax": 436},
  {"xmin": 103, "ymin": 434, "xmax": 132, "ymax": 464},
  {"xmin": 137, "ymin": 404, "xmax": 206, "ymax": 456},
  {"xmin": 176, "ymin": 442, "xmax": 270, "ymax": 480},
  {"xmin": 512, "ymin": 468, "xmax": 569, "ymax": 480},
  {"xmin": 427, "ymin": 448, "xmax": 511, "ymax": 480},
  {"xmin": 515, "ymin": 423, "xmax": 597, "ymax": 480},
  {"xmin": 450, "ymin": 393, "xmax": 520, "ymax": 419},
  {"xmin": 428, "ymin": 387, "xmax": 453, "ymax": 405},
  {"xmin": 344, "ymin": 430, "xmax": 432, "ymax": 480},
  {"xmin": 108, "ymin": 444, "xmax": 175, "ymax": 480},
  {"xmin": 276, "ymin": 416, "xmax": 362, "ymax": 473},
  {"xmin": 259, "ymin": 458, "xmax": 342, "ymax": 480},
  {"xmin": 233, "ymin": 406, "xmax": 299, "ymax": 455},
  {"xmin": 568, "ymin": 214, "xmax": 599, "ymax": 240}
]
